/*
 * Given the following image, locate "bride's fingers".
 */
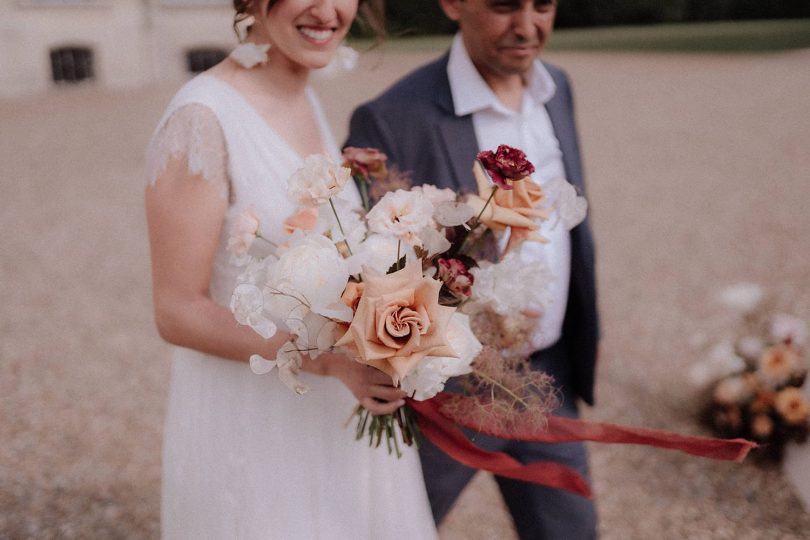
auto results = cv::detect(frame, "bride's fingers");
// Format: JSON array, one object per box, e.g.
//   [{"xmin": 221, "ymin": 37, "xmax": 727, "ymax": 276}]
[
  {"xmin": 363, "ymin": 367, "xmax": 398, "ymax": 387},
  {"xmin": 360, "ymin": 397, "xmax": 404, "ymax": 416},
  {"xmin": 369, "ymin": 384, "xmax": 407, "ymax": 402}
]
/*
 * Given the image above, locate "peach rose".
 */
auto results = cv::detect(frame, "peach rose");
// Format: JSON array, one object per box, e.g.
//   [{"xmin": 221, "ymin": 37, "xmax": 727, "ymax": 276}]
[
  {"xmin": 341, "ymin": 281, "xmax": 365, "ymax": 313},
  {"xmin": 466, "ymin": 161, "xmax": 551, "ymax": 253},
  {"xmin": 283, "ymin": 207, "xmax": 319, "ymax": 235},
  {"xmin": 334, "ymin": 261, "xmax": 457, "ymax": 384},
  {"xmin": 227, "ymin": 206, "xmax": 261, "ymax": 256},
  {"xmin": 774, "ymin": 387, "xmax": 810, "ymax": 424}
]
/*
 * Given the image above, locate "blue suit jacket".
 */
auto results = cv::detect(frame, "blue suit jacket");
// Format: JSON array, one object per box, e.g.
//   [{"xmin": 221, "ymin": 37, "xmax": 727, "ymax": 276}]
[{"xmin": 346, "ymin": 54, "xmax": 599, "ymax": 405}]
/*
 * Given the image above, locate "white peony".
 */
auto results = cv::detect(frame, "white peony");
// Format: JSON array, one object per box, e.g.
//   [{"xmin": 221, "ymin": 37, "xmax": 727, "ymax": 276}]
[
  {"xmin": 401, "ymin": 313, "xmax": 482, "ymax": 401},
  {"xmin": 287, "ymin": 154, "xmax": 351, "ymax": 208},
  {"xmin": 718, "ymin": 282, "xmax": 764, "ymax": 312},
  {"xmin": 263, "ymin": 234, "xmax": 353, "ymax": 326},
  {"xmin": 544, "ymin": 177, "xmax": 588, "ymax": 231},
  {"xmin": 366, "ymin": 189, "xmax": 434, "ymax": 246},
  {"xmin": 469, "ymin": 252, "xmax": 554, "ymax": 317},
  {"xmin": 770, "ymin": 313, "xmax": 807, "ymax": 346}
]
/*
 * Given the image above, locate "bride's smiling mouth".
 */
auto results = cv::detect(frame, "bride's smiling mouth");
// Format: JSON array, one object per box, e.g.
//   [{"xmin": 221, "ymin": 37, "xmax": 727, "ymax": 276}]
[{"xmin": 297, "ymin": 25, "xmax": 337, "ymax": 45}]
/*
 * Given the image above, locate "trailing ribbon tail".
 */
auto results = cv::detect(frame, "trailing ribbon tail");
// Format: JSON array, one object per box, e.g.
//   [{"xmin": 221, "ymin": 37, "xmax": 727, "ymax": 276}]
[
  {"xmin": 408, "ymin": 397, "xmax": 592, "ymax": 497},
  {"xmin": 408, "ymin": 393, "xmax": 757, "ymax": 498}
]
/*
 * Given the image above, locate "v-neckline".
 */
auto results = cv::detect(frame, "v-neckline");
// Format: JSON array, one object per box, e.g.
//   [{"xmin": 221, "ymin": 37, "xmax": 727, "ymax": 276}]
[{"xmin": 200, "ymin": 73, "xmax": 330, "ymax": 163}]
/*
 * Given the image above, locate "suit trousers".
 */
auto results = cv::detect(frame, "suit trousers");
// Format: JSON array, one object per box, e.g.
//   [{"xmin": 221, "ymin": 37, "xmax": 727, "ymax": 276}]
[{"xmin": 418, "ymin": 339, "xmax": 598, "ymax": 540}]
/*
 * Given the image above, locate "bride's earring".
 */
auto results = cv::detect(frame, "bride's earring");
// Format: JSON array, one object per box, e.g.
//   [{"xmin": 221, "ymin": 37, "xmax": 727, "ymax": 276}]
[
  {"xmin": 230, "ymin": 42, "xmax": 271, "ymax": 69},
  {"xmin": 230, "ymin": 12, "xmax": 270, "ymax": 69}
]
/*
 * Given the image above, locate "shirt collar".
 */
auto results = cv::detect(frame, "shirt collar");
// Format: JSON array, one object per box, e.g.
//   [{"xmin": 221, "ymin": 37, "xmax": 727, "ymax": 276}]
[{"xmin": 446, "ymin": 32, "xmax": 557, "ymax": 117}]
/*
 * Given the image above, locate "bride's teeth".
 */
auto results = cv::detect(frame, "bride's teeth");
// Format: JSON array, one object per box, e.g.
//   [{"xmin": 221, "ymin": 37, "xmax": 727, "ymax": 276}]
[{"xmin": 299, "ymin": 27, "xmax": 333, "ymax": 42}]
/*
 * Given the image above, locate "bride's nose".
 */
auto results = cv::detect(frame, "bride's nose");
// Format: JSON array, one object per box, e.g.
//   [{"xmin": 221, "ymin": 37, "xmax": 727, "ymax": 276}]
[{"xmin": 308, "ymin": 0, "xmax": 338, "ymax": 21}]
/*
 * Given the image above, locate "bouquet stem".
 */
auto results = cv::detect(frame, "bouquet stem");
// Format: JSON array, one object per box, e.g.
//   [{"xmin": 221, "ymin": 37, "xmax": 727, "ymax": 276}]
[{"xmin": 353, "ymin": 404, "xmax": 421, "ymax": 458}]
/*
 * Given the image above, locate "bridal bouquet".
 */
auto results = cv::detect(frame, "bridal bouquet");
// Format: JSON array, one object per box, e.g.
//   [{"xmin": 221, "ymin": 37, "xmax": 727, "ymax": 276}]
[
  {"xmin": 694, "ymin": 284, "xmax": 809, "ymax": 462},
  {"xmin": 228, "ymin": 144, "xmax": 587, "ymax": 455}
]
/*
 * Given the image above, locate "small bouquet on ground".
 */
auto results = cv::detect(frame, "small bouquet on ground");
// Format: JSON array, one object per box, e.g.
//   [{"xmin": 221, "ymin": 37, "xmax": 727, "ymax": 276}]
[
  {"xmin": 693, "ymin": 283, "xmax": 809, "ymax": 463},
  {"xmin": 229, "ymin": 144, "xmax": 586, "ymax": 455}
]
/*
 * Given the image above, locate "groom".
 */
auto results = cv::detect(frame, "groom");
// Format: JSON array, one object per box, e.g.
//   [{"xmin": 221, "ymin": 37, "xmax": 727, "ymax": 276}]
[{"xmin": 345, "ymin": 0, "xmax": 599, "ymax": 538}]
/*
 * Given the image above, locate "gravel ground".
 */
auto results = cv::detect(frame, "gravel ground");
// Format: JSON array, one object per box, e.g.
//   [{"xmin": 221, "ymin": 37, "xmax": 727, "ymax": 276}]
[{"xmin": 2, "ymin": 48, "xmax": 810, "ymax": 539}]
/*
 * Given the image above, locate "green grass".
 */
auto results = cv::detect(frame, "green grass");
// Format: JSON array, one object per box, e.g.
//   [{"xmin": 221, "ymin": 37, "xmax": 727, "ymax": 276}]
[{"xmin": 363, "ymin": 19, "xmax": 810, "ymax": 54}]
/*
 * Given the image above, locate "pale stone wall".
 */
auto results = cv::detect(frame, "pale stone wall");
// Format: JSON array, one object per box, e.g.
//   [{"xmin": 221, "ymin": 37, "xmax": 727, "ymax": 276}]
[{"xmin": 0, "ymin": 0, "xmax": 234, "ymax": 98}]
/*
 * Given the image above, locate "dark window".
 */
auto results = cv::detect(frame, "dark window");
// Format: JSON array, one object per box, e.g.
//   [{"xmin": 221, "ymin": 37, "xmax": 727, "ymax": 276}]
[
  {"xmin": 50, "ymin": 46, "xmax": 94, "ymax": 83},
  {"xmin": 186, "ymin": 48, "xmax": 228, "ymax": 74}
]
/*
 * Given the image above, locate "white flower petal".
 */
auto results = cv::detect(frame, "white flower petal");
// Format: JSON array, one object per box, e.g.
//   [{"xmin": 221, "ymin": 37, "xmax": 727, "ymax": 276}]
[
  {"xmin": 367, "ymin": 189, "xmax": 434, "ymax": 245},
  {"xmin": 418, "ymin": 225, "xmax": 452, "ymax": 258},
  {"xmin": 434, "ymin": 201, "xmax": 476, "ymax": 228},
  {"xmin": 249, "ymin": 354, "xmax": 277, "ymax": 375}
]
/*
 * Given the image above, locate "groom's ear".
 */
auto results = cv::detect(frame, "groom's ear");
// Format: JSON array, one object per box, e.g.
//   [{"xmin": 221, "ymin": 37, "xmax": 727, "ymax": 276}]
[{"xmin": 439, "ymin": 0, "xmax": 462, "ymax": 22}]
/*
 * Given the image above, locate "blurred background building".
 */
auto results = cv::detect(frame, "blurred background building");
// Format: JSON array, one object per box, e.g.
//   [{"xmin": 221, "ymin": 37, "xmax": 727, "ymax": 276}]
[
  {"xmin": 0, "ymin": 0, "xmax": 234, "ymax": 97},
  {"xmin": 2, "ymin": 0, "xmax": 808, "ymax": 98}
]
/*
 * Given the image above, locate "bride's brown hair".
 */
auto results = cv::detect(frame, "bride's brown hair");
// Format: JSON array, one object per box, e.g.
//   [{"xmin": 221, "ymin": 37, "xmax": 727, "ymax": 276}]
[{"xmin": 233, "ymin": 0, "xmax": 385, "ymax": 42}]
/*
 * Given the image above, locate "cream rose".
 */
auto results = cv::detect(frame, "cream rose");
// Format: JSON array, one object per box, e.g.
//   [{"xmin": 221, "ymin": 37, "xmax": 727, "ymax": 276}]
[
  {"xmin": 287, "ymin": 154, "xmax": 351, "ymax": 208},
  {"xmin": 334, "ymin": 261, "xmax": 457, "ymax": 384}
]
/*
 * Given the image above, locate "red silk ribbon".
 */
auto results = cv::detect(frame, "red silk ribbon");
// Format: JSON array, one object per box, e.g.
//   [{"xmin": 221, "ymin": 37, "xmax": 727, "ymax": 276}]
[{"xmin": 407, "ymin": 394, "xmax": 756, "ymax": 498}]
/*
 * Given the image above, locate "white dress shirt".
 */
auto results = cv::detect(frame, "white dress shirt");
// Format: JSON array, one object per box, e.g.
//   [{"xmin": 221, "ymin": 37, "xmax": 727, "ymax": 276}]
[{"xmin": 447, "ymin": 33, "xmax": 572, "ymax": 350}]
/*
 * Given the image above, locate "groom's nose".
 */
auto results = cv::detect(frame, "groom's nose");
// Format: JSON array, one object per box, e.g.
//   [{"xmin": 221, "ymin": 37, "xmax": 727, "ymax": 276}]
[{"xmin": 510, "ymin": 4, "xmax": 539, "ymax": 41}]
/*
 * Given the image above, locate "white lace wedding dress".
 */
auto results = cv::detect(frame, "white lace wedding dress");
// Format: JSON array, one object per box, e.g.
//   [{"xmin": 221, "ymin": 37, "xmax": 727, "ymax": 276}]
[{"xmin": 146, "ymin": 74, "xmax": 437, "ymax": 539}]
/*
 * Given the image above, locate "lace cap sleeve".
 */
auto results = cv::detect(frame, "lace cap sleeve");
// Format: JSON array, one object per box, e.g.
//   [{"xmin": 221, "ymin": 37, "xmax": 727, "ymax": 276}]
[{"xmin": 145, "ymin": 103, "xmax": 230, "ymax": 201}]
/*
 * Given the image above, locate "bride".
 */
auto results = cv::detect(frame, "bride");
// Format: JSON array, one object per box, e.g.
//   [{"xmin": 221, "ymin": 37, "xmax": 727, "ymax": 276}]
[{"xmin": 144, "ymin": 0, "xmax": 436, "ymax": 537}]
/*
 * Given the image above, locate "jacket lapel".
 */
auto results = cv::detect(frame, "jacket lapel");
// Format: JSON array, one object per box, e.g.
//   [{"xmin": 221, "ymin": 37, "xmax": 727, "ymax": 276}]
[
  {"xmin": 432, "ymin": 55, "xmax": 479, "ymax": 193},
  {"xmin": 544, "ymin": 87, "xmax": 581, "ymax": 189}
]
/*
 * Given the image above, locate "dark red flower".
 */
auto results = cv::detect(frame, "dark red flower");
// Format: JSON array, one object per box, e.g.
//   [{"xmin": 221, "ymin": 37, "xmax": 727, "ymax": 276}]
[
  {"xmin": 437, "ymin": 258, "xmax": 474, "ymax": 298},
  {"xmin": 476, "ymin": 145, "xmax": 535, "ymax": 190}
]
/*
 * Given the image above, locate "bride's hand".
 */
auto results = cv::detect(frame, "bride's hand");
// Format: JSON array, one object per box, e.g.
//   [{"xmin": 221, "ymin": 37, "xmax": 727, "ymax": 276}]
[{"xmin": 322, "ymin": 353, "xmax": 406, "ymax": 416}]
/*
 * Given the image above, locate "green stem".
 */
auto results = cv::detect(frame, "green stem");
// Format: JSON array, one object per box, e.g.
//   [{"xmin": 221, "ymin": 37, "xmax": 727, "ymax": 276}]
[
  {"xmin": 355, "ymin": 175, "xmax": 370, "ymax": 212},
  {"xmin": 453, "ymin": 186, "xmax": 499, "ymax": 256},
  {"xmin": 328, "ymin": 197, "xmax": 353, "ymax": 256},
  {"xmin": 472, "ymin": 186, "xmax": 499, "ymax": 228},
  {"xmin": 255, "ymin": 231, "xmax": 278, "ymax": 248},
  {"xmin": 396, "ymin": 240, "xmax": 402, "ymax": 271}
]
